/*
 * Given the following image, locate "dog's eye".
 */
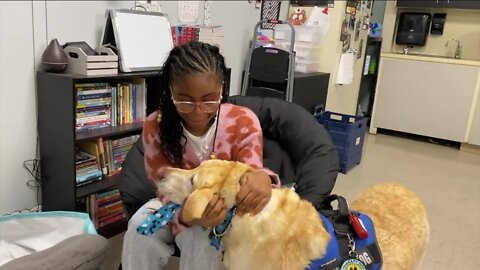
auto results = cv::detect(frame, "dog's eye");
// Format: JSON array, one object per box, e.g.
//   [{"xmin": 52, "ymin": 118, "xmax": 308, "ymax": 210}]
[{"xmin": 190, "ymin": 175, "xmax": 194, "ymax": 186}]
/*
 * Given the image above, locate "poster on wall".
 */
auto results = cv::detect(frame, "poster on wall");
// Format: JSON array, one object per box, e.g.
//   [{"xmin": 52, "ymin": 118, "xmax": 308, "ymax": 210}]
[
  {"xmin": 349, "ymin": 14, "xmax": 356, "ymax": 30},
  {"xmin": 288, "ymin": 7, "xmax": 308, "ymax": 25},
  {"xmin": 345, "ymin": 0, "xmax": 358, "ymax": 14},
  {"xmin": 261, "ymin": 0, "xmax": 282, "ymax": 29},
  {"xmin": 357, "ymin": 38, "xmax": 363, "ymax": 59},
  {"xmin": 355, "ymin": 19, "xmax": 361, "ymax": 41},
  {"xmin": 342, "ymin": 33, "xmax": 351, "ymax": 53},
  {"xmin": 178, "ymin": 1, "xmax": 199, "ymax": 23}
]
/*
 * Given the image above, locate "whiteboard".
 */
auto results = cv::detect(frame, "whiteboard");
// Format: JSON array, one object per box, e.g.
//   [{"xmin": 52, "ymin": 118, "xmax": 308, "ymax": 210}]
[{"xmin": 111, "ymin": 10, "xmax": 173, "ymax": 72}]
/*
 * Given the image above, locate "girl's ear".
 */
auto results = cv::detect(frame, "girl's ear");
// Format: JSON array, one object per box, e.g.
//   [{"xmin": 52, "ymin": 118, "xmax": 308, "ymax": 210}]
[{"xmin": 181, "ymin": 188, "xmax": 215, "ymax": 222}]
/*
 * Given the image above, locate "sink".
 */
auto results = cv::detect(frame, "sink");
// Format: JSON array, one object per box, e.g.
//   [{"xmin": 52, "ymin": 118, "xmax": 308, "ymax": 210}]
[{"xmin": 402, "ymin": 53, "xmax": 458, "ymax": 59}]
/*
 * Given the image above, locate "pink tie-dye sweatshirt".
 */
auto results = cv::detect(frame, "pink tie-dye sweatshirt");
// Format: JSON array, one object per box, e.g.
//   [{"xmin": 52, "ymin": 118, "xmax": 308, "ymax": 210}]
[{"xmin": 142, "ymin": 103, "xmax": 279, "ymax": 234}]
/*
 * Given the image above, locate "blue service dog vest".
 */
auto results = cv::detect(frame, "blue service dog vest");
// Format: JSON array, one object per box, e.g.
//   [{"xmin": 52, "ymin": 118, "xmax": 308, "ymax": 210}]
[{"xmin": 307, "ymin": 195, "xmax": 382, "ymax": 270}]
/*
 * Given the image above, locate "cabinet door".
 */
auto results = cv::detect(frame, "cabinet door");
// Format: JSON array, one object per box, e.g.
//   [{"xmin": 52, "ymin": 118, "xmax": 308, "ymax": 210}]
[
  {"xmin": 396, "ymin": 0, "xmax": 444, "ymax": 8},
  {"xmin": 444, "ymin": 0, "xmax": 480, "ymax": 10},
  {"xmin": 372, "ymin": 58, "xmax": 479, "ymax": 142},
  {"xmin": 468, "ymin": 86, "xmax": 480, "ymax": 145}
]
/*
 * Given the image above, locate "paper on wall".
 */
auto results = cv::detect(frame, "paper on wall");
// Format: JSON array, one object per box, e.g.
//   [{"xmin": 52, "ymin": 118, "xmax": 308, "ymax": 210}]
[
  {"xmin": 336, "ymin": 52, "xmax": 355, "ymax": 85},
  {"xmin": 305, "ymin": 6, "xmax": 330, "ymax": 40},
  {"xmin": 178, "ymin": 1, "xmax": 199, "ymax": 23}
]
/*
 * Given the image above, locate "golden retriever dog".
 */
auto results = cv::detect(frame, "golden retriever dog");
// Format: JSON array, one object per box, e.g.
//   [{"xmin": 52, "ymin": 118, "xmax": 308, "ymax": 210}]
[{"xmin": 156, "ymin": 159, "xmax": 429, "ymax": 270}]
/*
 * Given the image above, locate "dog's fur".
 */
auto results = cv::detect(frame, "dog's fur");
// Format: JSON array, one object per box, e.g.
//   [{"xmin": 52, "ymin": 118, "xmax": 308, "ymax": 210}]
[{"xmin": 156, "ymin": 160, "xmax": 430, "ymax": 270}]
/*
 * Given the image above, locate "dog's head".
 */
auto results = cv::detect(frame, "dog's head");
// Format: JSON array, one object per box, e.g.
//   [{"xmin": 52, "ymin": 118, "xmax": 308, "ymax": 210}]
[{"xmin": 155, "ymin": 159, "xmax": 254, "ymax": 222}]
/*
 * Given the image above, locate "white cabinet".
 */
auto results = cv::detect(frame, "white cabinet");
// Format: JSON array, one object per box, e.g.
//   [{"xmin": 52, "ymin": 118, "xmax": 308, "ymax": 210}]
[
  {"xmin": 468, "ymin": 90, "xmax": 480, "ymax": 145},
  {"xmin": 370, "ymin": 57, "xmax": 480, "ymax": 142}
]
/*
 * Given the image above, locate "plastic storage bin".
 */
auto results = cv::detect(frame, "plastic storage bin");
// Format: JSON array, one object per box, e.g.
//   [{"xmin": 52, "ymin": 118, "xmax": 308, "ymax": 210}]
[
  {"xmin": 315, "ymin": 111, "xmax": 367, "ymax": 174},
  {"xmin": 274, "ymin": 25, "xmax": 323, "ymax": 44},
  {"xmin": 295, "ymin": 42, "xmax": 320, "ymax": 59},
  {"xmin": 295, "ymin": 58, "xmax": 319, "ymax": 73},
  {"xmin": 275, "ymin": 40, "xmax": 320, "ymax": 59}
]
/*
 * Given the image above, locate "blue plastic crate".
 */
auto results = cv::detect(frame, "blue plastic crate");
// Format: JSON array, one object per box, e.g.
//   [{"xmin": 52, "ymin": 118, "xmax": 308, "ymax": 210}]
[{"xmin": 315, "ymin": 111, "xmax": 367, "ymax": 174}]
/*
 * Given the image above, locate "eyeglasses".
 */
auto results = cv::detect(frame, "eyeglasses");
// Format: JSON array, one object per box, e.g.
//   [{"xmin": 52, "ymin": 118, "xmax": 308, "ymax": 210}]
[{"xmin": 171, "ymin": 95, "xmax": 222, "ymax": 113}]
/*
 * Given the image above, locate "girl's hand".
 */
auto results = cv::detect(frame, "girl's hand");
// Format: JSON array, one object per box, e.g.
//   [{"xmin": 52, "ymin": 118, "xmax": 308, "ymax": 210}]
[
  {"xmin": 236, "ymin": 171, "xmax": 272, "ymax": 216},
  {"xmin": 181, "ymin": 193, "xmax": 227, "ymax": 227}
]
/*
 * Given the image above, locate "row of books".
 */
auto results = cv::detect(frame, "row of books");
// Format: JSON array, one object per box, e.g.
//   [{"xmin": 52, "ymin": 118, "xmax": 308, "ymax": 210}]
[
  {"xmin": 171, "ymin": 25, "xmax": 225, "ymax": 51},
  {"xmin": 75, "ymin": 80, "xmax": 146, "ymax": 131},
  {"xmin": 75, "ymin": 134, "xmax": 139, "ymax": 186},
  {"xmin": 75, "ymin": 150, "xmax": 103, "ymax": 185},
  {"xmin": 77, "ymin": 188, "xmax": 125, "ymax": 229}
]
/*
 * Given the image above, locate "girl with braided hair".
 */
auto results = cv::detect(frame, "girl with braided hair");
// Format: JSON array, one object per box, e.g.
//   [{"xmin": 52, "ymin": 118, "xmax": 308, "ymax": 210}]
[{"xmin": 122, "ymin": 41, "xmax": 279, "ymax": 270}]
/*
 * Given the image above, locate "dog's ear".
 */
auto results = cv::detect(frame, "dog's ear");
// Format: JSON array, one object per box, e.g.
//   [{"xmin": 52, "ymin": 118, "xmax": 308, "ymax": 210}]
[{"xmin": 181, "ymin": 188, "xmax": 215, "ymax": 222}]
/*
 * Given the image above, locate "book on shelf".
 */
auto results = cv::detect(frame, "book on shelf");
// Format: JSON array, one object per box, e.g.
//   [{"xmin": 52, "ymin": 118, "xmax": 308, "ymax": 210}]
[
  {"xmin": 75, "ymin": 149, "xmax": 102, "ymax": 185},
  {"xmin": 77, "ymin": 139, "xmax": 108, "ymax": 178},
  {"xmin": 74, "ymin": 79, "xmax": 146, "ymax": 131},
  {"xmin": 76, "ymin": 133, "xmax": 140, "ymax": 184},
  {"xmin": 77, "ymin": 188, "xmax": 126, "ymax": 229},
  {"xmin": 104, "ymin": 134, "xmax": 140, "ymax": 175}
]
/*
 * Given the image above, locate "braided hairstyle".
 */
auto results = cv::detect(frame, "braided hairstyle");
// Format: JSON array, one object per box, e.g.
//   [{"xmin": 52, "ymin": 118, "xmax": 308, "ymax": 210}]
[{"xmin": 159, "ymin": 41, "xmax": 227, "ymax": 165}]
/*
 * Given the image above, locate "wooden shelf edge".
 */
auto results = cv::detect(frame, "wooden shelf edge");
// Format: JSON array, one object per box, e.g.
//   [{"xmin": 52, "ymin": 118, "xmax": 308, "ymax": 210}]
[
  {"xmin": 76, "ymin": 121, "xmax": 143, "ymax": 141},
  {"xmin": 76, "ymin": 174, "xmax": 121, "ymax": 198}
]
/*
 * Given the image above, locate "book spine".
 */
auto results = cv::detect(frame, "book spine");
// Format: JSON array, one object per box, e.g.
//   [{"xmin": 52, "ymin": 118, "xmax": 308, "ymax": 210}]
[{"xmin": 97, "ymin": 138, "xmax": 108, "ymax": 176}]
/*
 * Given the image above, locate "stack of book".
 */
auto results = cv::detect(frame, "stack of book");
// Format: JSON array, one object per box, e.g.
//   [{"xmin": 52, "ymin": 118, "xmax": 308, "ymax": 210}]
[
  {"xmin": 113, "ymin": 82, "xmax": 146, "ymax": 126},
  {"xmin": 92, "ymin": 189, "xmax": 125, "ymax": 228},
  {"xmin": 171, "ymin": 25, "xmax": 199, "ymax": 46},
  {"xmin": 75, "ymin": 150, "xmax": 102, "ymax": 186},
  {"xmin": 76, "ymin": 83, "xmax": 113, "ymax": 131},
  {"xmin": 104, "ymin": 134, "xmax": 140, "ymax": 175},
  {"xmin": 78, "ymin": 189, "xmax": 125, "ymax": 228},
  {"xmin": 75, "ymin": 80, "xmax": 146, "ymax": 131},
  {"xmin": 78, "ymin": 139, "xmax": 108, "ymax": 181}
]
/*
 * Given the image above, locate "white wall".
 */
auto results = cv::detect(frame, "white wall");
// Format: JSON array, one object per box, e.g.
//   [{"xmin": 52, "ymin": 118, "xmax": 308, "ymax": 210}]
[
  {"xmin": 0, "ymin": 1, "xmax": 289, "ymax": 214},
  {"xmin": 0, "ymin": 1, "xmax": 38, "ymax": 214}
]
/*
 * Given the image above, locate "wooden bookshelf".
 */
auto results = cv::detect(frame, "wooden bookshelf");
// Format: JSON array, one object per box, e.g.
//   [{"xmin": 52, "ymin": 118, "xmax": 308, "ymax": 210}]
[{"xmin": 37, "ymin": 71, "xmax": 162, "ymax": 238}]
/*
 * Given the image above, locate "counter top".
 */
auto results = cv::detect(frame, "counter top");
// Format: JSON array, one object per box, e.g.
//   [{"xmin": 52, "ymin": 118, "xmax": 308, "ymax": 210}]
[{"xmin": 381, "ymin": 52, "xmax": 480, "ymax": 67}]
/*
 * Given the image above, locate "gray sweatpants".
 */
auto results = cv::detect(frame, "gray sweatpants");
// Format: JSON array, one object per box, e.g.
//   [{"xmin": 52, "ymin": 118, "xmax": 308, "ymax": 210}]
[{"xmin": 121, "ymin": 199, "xmax": 226, "ymax": 270}]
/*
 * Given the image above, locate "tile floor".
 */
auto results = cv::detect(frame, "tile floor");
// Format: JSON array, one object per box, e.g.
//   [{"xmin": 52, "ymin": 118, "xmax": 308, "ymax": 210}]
[{"xmin": 103, "ymin": 133, "xmax": 480, "ymax": 270}]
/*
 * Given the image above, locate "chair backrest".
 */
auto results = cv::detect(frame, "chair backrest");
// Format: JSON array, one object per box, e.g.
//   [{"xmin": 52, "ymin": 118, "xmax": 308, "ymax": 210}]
[
  {"xmin": 118, "ymin": 95, "xmax": 339, "ymax": 219},
  {"xmin": 227, "ymin": 96, "xmax": 339, "ymax": 208},
  {"xmin": 249, "ymin": 47, "xmax": 290, "ymax": 84}
]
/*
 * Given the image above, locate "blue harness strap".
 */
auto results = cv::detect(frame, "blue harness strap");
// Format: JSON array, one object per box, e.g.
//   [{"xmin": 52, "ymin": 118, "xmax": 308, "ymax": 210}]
[
  {"xmin": 209, "ymin": 207, "xmax": 236, "ymax": 250},
  {"xmin": 137, "ymin": 202, "xmax": 181, "ymax": 235},
  {"xmin": 137, "ymin": 202, "xmax": 236, "ymax": 251}
]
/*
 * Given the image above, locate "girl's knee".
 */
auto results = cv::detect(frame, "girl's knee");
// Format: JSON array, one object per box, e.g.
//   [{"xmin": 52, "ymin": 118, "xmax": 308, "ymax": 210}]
[{"xmin": 127, "ymin": 199, "xmax": 164, "ymax": 229}]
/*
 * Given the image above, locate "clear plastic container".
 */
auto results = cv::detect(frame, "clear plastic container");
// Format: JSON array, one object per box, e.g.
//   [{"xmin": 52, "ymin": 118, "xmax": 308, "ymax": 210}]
[
  {"xmin": 274, "ymin": 40, "xmax": 320, "ymax": 60},
  {"xmin": 295, "ymin": 58, "xmax": 319, "ymax": 73},
  {"xmin": 274, "ymin": 25, "xmax": 323, "ymax": 44},
  {"xmin": 295, "ymin": 42, "xmax": 320, "ymax": 59}
]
